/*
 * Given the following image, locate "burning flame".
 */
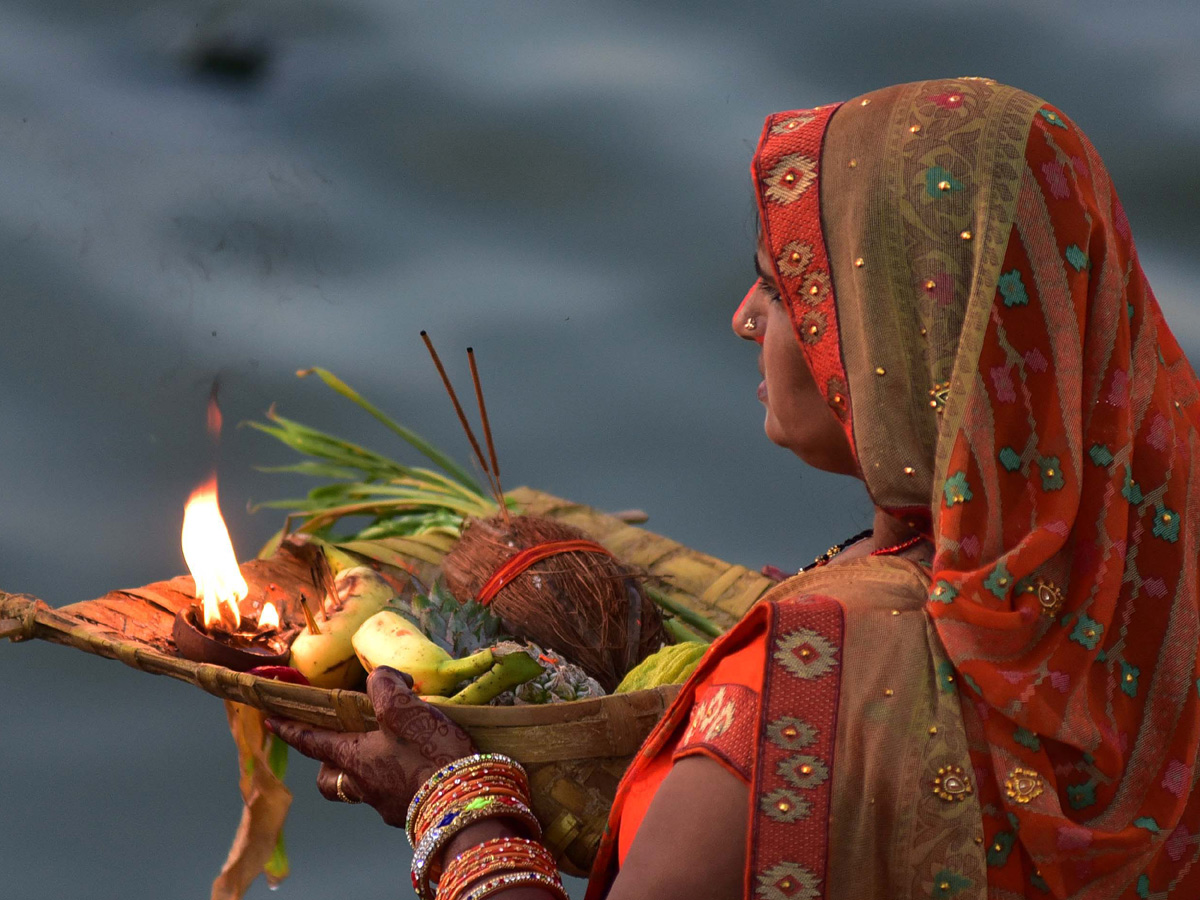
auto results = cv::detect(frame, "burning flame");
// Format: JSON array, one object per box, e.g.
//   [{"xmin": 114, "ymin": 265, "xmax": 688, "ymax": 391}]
[
  {"xmin": 182, "ymin": 474, "xmax": 248, "ymax": 630},
  {"xmin": 259, "ymin": 600, "xmax": 280, "ymax": 630}
]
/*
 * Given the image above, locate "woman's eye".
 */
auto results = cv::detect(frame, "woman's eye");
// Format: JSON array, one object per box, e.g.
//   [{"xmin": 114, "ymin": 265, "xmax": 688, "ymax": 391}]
[{"xmin": 760, "ymin": 280, "xmax": 783, "ymax": 303}]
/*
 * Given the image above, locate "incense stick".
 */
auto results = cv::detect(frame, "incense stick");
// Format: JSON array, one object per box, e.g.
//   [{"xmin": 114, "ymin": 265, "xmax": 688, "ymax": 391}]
[
  {"xmin": 420, "ymin": 331, "xmax": 501, "ymax": 501},
  {"xmin": 467, "ymin": 346, "xmax": 509, "ymax": 520},
  {"xmin": 298, "ymin": 593, "xmax": 322, "ymax": 635}
]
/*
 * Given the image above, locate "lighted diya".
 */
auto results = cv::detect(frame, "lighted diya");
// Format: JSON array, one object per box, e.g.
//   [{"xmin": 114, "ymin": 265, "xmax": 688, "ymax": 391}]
[{"xmin": 172, "ymin": 473, "xmax": 296, "ymax": 671}]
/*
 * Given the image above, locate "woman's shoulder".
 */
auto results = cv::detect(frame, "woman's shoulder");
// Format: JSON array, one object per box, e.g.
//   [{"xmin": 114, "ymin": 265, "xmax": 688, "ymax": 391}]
[
  {"xmin": 756, "ymin": 554, "xmax": 932, "ymax": 614},
  {"xmin": 683, "ymin": 555, "xmax": 937, "ymax": 704}
]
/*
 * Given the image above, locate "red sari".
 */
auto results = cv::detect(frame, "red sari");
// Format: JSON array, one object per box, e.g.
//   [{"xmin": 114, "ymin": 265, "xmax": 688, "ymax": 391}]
[{"xmin": 590, "ymin": 78, "xmax": 1200, "ymax": 899}]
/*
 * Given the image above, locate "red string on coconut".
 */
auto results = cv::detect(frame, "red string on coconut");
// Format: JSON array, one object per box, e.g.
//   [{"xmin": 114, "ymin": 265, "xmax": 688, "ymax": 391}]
[{"xmin": 475, "ymin": 539, "xmax": 615, "ymax": 606}]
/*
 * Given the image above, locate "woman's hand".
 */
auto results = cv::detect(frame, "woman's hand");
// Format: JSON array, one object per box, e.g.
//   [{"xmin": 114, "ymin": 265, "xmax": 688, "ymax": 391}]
[{"xmin": 266, "ymin": 666, "xmax": 475, "ymax": 827}]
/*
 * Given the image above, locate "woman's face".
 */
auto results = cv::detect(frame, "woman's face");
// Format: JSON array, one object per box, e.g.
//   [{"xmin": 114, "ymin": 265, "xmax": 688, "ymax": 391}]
[{"xmin": 734, "ymin": 241, "xmax": 859, "ymax": 477}]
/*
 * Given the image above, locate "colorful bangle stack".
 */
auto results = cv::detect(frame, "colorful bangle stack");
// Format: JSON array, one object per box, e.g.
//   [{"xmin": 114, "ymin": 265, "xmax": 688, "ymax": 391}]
[
  {"xmin": 438, "ymin": 837, "xmax": 567, "ymax": 900},
  {"xmin": 407, "ymin": 754, "xmax": 564, "ymax": 900},
  {"xmin": 406, "ymin": 754, "xmax": 531, "ymax": 845},
  {"xmin": 412, "ymin": 759, "xmax": 531, "ymax": 846}
]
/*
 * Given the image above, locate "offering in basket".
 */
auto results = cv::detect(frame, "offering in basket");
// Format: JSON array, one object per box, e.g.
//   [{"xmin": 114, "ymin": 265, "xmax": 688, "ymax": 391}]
[{"xmin": 0, "ymin": 353, "xmax": 768, "ymax": 892}]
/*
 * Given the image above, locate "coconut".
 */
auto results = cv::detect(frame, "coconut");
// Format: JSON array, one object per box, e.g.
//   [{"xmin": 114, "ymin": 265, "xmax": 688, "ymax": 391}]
[{"xmin": 441, "ymin": 513, "xmax": 666, "ymax": 692}]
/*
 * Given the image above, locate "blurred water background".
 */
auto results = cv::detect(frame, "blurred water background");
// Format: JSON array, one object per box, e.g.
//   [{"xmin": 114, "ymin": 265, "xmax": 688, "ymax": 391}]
[{"xmin": 2, "ymin": 1, "xmax": 1198, "ymax": 897}]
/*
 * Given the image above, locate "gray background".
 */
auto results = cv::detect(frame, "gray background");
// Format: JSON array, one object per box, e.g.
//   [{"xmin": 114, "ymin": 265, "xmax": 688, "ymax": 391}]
[{"xmin": 2, "ymin": 1, "xmax": 1198, "ymax": 897}]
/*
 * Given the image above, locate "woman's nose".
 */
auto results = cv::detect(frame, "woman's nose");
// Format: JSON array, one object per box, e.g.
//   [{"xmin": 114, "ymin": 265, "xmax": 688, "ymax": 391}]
[{"xmin": 733, "ymin": 280, "xmax": 766, "ymax": 344}]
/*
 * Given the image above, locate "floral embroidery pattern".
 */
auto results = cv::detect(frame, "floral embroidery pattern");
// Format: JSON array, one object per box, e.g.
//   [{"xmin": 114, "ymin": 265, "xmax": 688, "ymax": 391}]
[
  {"xmin": 984, "ymin": 561, "xmax": 1014, "ymax": 599},
  {"xmin": 1038, "ymin": 456, "xmax": 1065, "ymax": 491},
  {"xmin": 943, "ymin": 471, "xmax": 973, "ymax": 506},
  {"xmin": 800, "ymin": 271, "xmax": 830, "ymax": 306},
  {"xmin": 937, "ymin": 660, "xmax": 958, "ymax": 694},
  {"xmin": 675, "ymin": 683, "xmax": 758, "ymax": 781},
  {"xmin": 932, "ymin": 579, "xmax": 959, "ymax": 602},
  {"xmin": 682, "ymin": 686, "xmax": 735, "ymax": 743},
  {"xmin": 761, "ymin": 788, "xmax": 812, "ymax": 824},
  {"xmin": 925, "ymin": 165, "xmax": 964, "ymax": 197},
  {"xmin": 774, "ymin": 628, "xmax": 838, "ymax": 680},
  {"xmin": 1122, "ymin": 464, "xmax": 1143, "ymax": 503},
  {"xmin": 776, "ymin": 241, "xmax": 813, "ymax": 278},
  {"xmin": 1121, "ymin": 661, "xmax": 1141, "ymax": 698},
  {"xmin": 998, "ymin": 269, "xmax": 1029, "ymax": 307},
  {"xmin": 1065, "ymin": 243, "xmax": 1088, "ymax": 272},
  {"xmin": 931, "ymin": 869, "xmax": 974, "ymax": 898},
  {"xmin": 756, "ymin": 862, "xmax": 821, "ymax": 900},
  {"xmin": 767, "ymin": 716, "xmax": 817, "ymax": 751},
  {"xmin": 1070, "ymin": 613, "xmax": 1104, "ymax": 650},
  {"xmin": 777, "ymin": 755, "xmax": 829, "ymax": 789},
  {"xmin": 987, "ymin": 830, "xmax": 1016, "ymax": 866},
  {"xmin": 798, "ymin": 310, "xmax": 825, "ymax": 345},
  {"xmin": 1038, "ymin": 107, "xmax": 1067, "ymax": 128},
  {"xmin": 762, "ymin": 154, "xmax": 817, "ymax": 205},
  {"xmin": 751, "ymin": 598, "xmax": 842, "ymax": 900},
  {"xmin": 1153, "ymin": 505, "xmax": 1180, "ymax": 542},
  {"xmin": 770, "ymin": 114, "xmax": 815, "ymax": 136},
  {"xmin": 1067, "ymin": 780, "xmax": 1096, "ymax": 810},
  {"xmin": 1014, "ymin": 727, "xmax": 1041, "ymax": 752}
]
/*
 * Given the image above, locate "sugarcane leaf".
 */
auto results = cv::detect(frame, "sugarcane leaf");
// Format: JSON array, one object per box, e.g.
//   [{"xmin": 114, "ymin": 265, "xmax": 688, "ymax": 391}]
[
  {"xmin": 338, "ymin": 538, "xmax": 442, "ymax": 568},
  {"xmin": 307, "ymin": 482, "xmax": 362, "ymax": 502},
  {"xmin": 296, "ymin": 367, "xmax": 483, "ymax": 494},
  {"xmin": 352, "ymin": 509, "xmax": 463, "ymax": 541},
  {"xmin": 346, "ymin": 486, "xmax": 492, "ymax": 514},
  {"xmin": 250, "ymin": 498, "xmax": 335, "ymax": 512},
  {"xmin": 261, "ymin": 411, "xmax": 410, "ymax": 477},
  {"xmin": 372, "ymin": 532, "xmax": 458, "ymax": 553},
  {"xmin": 255, "ymin": 462, "xmax": 366, "ymax": 480}
]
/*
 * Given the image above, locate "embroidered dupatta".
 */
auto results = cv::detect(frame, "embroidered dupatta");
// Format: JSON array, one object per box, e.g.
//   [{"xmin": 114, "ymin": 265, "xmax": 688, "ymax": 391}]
[
  {"xmin": 761, "ymin": 79, "xmax": 1200, "ymax": 896},
  {"xmin": 589, "ymin": 78, "xmax": 1200, "ymax": 899}
]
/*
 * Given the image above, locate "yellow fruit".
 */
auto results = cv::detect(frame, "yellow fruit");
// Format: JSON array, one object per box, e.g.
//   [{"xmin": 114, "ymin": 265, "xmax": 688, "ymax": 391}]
[
  {"xmin": 352, "ymin": 610, "xmax": 496, "ymax": 696},
  {"xmin": 289, "ymin": 566, "xmax": 395, "ymax": 688},
  {"xmin": 615, "ymin": 641, "xmax": 708, "ymax": 693}
]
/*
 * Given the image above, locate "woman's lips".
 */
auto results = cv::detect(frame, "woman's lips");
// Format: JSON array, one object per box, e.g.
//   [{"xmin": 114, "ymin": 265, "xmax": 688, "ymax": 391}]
[{"xmin": 757, "ymin": 380, "xmax": 768, "ymax": 402}]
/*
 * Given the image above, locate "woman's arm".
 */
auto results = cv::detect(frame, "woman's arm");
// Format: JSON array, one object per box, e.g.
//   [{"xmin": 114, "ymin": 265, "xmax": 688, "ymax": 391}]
[
  {"xmin": 443, "ymin": 755, "xmax": 746, "ymax": 900},
  {"xmin": 604, "ymin": 756, "xmax": 747, "ymax": 900},
  {"xmin": 272, "ymin": 666, "xmax": 748, "ymax": 899}
]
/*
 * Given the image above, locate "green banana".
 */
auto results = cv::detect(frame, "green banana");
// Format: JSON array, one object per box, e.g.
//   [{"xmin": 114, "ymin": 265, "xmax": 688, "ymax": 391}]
[
  {"xmin": 352, "ymin": 610, "xmax": 497, "ymax": 695},
  {"xmin": 353, "ymin": 611, "xmax": 543, "ymax": 701},
  {"xmin": 443, "ymin": 644, "xmax": 544, "ymax": 705},
  {"xmin": 289, "ymin": 566, "xmax": 396, "ymax": 688}
]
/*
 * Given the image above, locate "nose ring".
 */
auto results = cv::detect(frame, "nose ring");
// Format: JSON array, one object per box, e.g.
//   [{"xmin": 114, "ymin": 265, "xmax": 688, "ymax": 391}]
[{"xmin": 744, "ymin": 316, "xmax": 757, "ymax": 331}]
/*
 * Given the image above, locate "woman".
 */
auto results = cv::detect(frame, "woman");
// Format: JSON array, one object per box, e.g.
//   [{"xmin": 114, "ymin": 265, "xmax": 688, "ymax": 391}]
[{"xmin": 270, "ymin": 77, "xmax": 1200, "ymax": 899}]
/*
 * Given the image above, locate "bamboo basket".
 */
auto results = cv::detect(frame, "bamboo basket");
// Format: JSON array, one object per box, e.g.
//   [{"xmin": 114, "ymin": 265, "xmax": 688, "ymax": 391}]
[{"xmin": 0, "ymin": 487, "xmax": 772, "ymax": 875}]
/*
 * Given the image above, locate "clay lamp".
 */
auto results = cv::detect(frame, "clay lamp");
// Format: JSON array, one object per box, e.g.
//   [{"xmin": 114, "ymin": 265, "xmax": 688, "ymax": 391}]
[{"xmin": 171, "ymin": 474, "xmax": 293, "ymax": 671}]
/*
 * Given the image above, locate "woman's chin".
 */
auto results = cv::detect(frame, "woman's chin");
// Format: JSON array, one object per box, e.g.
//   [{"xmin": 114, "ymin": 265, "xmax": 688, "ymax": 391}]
[
  {"xmin": 765, "ymin": 417, "xmax": 858, "ymax": 476},
  {"xmin": 764, "ymin": 414, "xmax": 800, "ymax": 454}
]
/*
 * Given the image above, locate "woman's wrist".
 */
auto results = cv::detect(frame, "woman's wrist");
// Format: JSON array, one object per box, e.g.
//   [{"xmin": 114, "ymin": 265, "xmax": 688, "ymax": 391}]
[{"xmin": 441, "ymin": 818, "xmax": 531, "ymax": 868}]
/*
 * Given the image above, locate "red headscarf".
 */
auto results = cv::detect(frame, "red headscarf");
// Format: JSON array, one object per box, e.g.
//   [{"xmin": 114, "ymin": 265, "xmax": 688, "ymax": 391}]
[{"xmin": 752, "ymin": 79, "xmax": 1200, "ymax": 898}]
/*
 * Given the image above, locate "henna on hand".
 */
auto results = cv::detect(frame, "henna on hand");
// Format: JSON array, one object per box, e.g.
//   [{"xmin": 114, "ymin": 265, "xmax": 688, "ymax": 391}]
[{"xmin": 268, "ymin": 667, "xmax": 476, "ymax": 827}]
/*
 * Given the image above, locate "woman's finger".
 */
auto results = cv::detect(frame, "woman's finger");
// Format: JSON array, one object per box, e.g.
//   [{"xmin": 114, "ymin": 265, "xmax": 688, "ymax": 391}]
[
  {"xmin": 366, "ymin": 667, "xmax": 426, "ymax": 736},
  {"xmin": 368, "ymin": 670, "xmax": 474, "ymax": 761},
  {"xmin": 268, "ymin": 718, "xmax": 354, "ymax": 767},
  {"xmin": 371, "ymin": 665, "xmax": 414, "ymax": 689},
  {"xmin": 316, "ymin": 763, "xmax": 362, "ymax": 804},
  {"xmin": 316, "ymin": 762, "xmax": 340, "ymax": 802}
]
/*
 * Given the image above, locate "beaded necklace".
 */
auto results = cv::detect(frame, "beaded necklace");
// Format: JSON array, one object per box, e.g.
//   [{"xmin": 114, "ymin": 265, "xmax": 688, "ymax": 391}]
[{"xmin": 797, "ymin": 529, "xmax": 928, "ymax": 573}]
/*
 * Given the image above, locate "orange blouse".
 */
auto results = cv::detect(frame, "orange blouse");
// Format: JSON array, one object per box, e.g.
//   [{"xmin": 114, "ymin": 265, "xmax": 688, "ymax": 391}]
[{"xmin": 615, "ymin": 636, "xmax": 766, "ymax": 865}]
